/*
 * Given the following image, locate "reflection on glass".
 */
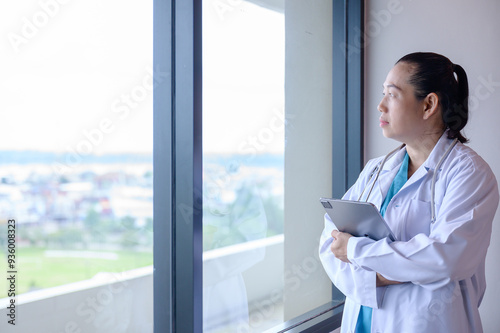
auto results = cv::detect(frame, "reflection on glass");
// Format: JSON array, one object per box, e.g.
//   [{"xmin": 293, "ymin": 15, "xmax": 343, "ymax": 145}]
[{"xmin": 202, "ymin": 0, "xmax": 284, "ymax": 331}]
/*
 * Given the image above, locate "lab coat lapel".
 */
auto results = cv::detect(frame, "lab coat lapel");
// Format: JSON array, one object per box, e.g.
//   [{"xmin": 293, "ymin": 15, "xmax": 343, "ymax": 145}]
[
  {"xmin": 398, "ymin": 133, "xmax": 456, "ymax": 190},
  {"xmin": 403, "ymin": 165, "xmax": 428, "ymax": 188},
  {"xmin": 373, "ymin": 147, "xmax": 407, "ymax": 208},
  {"xmin": 422, "ymin": 133, "xmax": 456, "ymax": 173}
]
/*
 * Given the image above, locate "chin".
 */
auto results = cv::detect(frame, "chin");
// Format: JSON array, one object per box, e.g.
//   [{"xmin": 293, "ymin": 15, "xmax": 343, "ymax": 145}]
[
  {"xmin": 381, "ymin": 129, "xmax": 391, "ymax": 139},
  {"xmin": 381, "ymin": 130, "xmax": 404, "ymax": 143}
]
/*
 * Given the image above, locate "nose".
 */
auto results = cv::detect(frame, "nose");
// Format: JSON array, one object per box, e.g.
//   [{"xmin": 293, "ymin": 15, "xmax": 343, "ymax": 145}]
[{"xmin": 378, "ymin": 97, "xmax": 387, "ymax": 113}]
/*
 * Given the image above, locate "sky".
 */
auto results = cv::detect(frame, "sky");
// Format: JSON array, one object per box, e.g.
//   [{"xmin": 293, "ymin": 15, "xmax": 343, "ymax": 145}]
[
  {"xmin": 0, "ymin": 0, "xmax": 284, "ymax": 155},
  {"xmin": 0, "ymin": 0, "xmax": 153, "ymax": 154},
  {"xmin": 203, "ymin": 0, "xmax": 285, "ymax": 154}
]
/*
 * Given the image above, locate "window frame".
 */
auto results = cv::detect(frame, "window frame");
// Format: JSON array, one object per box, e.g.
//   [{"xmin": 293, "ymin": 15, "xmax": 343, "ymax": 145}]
[
  {"xmin": 152, "ymin": 0, "xmax": 364, "ymax": 331},
  {"xmin": 153, "ymin": 0, "xmax": 203, "ymax": 332},
  {"xmin": 332, "ymin": 0, "xmax": 365, "ymax": 199}
]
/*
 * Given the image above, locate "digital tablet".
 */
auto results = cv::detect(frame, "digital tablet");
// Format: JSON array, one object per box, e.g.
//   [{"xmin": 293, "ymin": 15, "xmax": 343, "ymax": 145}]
[{"xmin": 320, "ymin": 198, "xmax": 396, "ymax": 241}]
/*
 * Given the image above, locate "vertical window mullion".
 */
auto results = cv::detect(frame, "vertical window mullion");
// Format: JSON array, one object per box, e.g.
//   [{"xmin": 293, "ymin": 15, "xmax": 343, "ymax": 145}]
[
  {"xmin": 331, "ymin": 0, "xmax": 364, "ymax": 303},
  {"xmin": 332, "ymin": 0, "xmax": 348, "ymax": 200},
  {"xmin": 153, "ymin": 0, "xmax": 202, "ymax": 332},
  {"xmin": 173, "ymin": 0, "xmax": 203, "ymax": 332},
  {"xmin": 153, "ymin": 0, "xmax": 174, "ymax": 332},
  {"xmin": 332, "ymin": 0, "xmax": 364, "ymax": 197},
  {"xmin": 346, "ymin": 0, "xmax": 364, "ymax": 186}
]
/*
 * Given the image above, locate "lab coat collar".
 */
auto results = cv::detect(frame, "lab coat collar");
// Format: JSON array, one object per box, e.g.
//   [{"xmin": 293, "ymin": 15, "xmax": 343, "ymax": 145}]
[
  {"xmin": 377, "ymin": 132, "xmax": 457, "ymax": 194},
  {"xmin": 373, "ymin": 147, "xmax": 407, "ymax": 207},
  {"xmin": 380, "ymin": 132, "xmax": 456, "ymax": 173},
  {"xmin": 381, "ymin": 144, "xmax": 407, "ymax": 172},
  {"xmin": 422, "ymin": 131, "xmax": 457, "ymax": 172}
]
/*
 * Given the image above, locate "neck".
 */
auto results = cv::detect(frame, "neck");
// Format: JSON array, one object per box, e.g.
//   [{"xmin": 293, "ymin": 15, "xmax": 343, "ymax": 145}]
[{"xmin": 405, "ymin": 130, "xmax": 444, "ymax": 177}]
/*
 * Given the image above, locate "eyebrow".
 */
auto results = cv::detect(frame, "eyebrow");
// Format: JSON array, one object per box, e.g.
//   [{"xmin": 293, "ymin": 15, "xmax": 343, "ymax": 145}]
[{"xmin": 383, "ymin": 83, "xmax": 402, "ymax": 91}]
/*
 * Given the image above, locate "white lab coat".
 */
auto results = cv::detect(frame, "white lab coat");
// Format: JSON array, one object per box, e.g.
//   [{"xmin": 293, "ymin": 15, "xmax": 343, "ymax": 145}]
[{"xmin": 319, "ymin": 134, "xmax": 499, "ymax": 333}]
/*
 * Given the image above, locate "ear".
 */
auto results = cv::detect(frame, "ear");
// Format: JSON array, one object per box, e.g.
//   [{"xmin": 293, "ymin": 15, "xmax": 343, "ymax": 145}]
[{"xmin": 422, "ymin": 92, "xmax": 440, "ymax": 120}]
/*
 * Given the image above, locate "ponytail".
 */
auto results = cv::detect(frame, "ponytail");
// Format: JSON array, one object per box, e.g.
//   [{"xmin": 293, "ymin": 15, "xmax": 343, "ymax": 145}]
[
  {"xmin": 443, "ymin": 63, "xmax": 469, "ymax": 143},
  {"xmin": 396, "ymin": 52, "xmax": 470, "ymax": 143}
]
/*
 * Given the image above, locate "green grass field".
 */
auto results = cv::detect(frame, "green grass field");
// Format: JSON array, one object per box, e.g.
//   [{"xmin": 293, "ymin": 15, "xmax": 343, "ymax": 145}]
[{"xmin": 0, "ymin": 247, "xmax": 153, "ymax": 299}]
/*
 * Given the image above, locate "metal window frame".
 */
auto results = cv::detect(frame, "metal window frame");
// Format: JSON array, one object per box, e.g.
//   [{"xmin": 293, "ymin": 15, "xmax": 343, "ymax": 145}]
[
  {"xmin": 332, "ymin": 0, "xmax": 364, "ymax": 199},
  {"xmin": 153, "ymin": 0, "xmax": 363, "ymax": 331},
  {"xmin": 153, "ymin": 0, "xmax": 203, "ymax": 332}
]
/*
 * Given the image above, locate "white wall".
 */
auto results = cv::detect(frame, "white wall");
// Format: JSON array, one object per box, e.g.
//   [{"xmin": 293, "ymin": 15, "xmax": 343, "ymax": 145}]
[{"xmin": 364, "ymin": 1, "xmax": 500, "ymax": 332}]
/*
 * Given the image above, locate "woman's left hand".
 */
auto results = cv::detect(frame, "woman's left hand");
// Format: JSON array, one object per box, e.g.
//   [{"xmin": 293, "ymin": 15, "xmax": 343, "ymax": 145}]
[{"xmin": 330, "ymin": 230, "xmax": 353, "ymax": 263}]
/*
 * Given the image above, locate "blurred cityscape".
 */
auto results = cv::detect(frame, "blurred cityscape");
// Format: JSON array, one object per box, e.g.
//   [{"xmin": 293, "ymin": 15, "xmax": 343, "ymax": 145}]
[
  {"xmin": 0, "ymin": 152, "xmax": 284, "ymax": 251},
  {"xmin": 0, "ymin": 151, "xmax": 153, "ymax": 250}
]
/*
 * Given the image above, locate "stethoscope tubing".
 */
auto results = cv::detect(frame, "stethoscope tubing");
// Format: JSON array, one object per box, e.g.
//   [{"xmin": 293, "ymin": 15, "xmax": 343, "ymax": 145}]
[
  {"xmin": 357, "ymin": 143, "xmax": 405, "ymax": 202},
  {"xmin": 358, "ymin": 138, "xmax": 459, "ymax": 223}
]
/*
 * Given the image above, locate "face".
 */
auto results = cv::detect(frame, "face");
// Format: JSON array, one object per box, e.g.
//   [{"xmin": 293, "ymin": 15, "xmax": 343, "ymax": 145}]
[{"xmin": 378, "ymin": 62, "xmax": 427, "ymax": 143}]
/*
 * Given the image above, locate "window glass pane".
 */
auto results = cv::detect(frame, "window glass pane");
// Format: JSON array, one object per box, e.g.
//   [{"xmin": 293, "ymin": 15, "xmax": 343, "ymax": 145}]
[
  {"xmin": 0, "ymin": 1, "xmax": 153, "ymax": 331},
  {"xmin": 202, "ymin": 1, "xmax": 341, "ymax": 331},
  {"xmin": 203, "ymin": 1, "xmax": 285, "ymax": 331}
]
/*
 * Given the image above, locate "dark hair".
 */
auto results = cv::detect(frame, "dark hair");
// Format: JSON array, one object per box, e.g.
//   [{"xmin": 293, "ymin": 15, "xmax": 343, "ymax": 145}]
[{"xmin": 396, "ymin": 52, "xmax": 469, "ymax": 143}]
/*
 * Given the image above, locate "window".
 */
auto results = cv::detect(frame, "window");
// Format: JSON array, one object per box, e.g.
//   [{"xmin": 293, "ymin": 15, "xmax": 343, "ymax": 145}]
[
  {"xmin": 0, "ymin": 0, "xmax": 363, "ymax": 332},
  {"xmin": 0, "ymin": 1, "xmax": 153, "ymax": 331},
  {"xmin": 202, "ymin": 2, "xmax": 284, "ymax": 331},
  {"xmin": 154, "ymin": 0, "xmax": 364, "ymax": 332}
]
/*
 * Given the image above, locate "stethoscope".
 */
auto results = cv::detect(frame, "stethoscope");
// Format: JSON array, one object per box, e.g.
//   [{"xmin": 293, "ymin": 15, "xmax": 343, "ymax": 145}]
[{"xmin": 357, "ymin": 138, "xmax": 459, "ymax": 223}]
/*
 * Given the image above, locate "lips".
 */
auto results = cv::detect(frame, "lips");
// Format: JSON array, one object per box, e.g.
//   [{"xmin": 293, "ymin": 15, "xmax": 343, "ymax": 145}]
[{"xmin": 379, "ymin": 118, "xmax": 389, "ymax": 127}]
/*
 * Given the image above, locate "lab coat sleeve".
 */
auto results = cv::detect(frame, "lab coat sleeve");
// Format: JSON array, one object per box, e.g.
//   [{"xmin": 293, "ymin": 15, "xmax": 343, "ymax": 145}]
[
  {"xmin": 319, "ymin": 158, "xmax": 386, "ymax": 308},
  {"xmin": 346, "ymin": 155, "xmax": 500, "ymax": 290}
]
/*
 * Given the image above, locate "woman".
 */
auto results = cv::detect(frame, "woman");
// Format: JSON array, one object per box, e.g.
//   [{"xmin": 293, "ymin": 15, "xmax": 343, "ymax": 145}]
[{"xmin": 319, "ymin": 52, "xmax": 499, "ymax": 333}]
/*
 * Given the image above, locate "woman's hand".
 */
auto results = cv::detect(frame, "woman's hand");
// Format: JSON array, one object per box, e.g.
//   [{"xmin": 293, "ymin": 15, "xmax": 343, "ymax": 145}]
[
  {"xmin": 330, "ymin": 230, "xmax": 353, "ymax": 263},
  {"xmin": 330, "ymin": 230, "xmax": 404, "ymax": 285}
]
